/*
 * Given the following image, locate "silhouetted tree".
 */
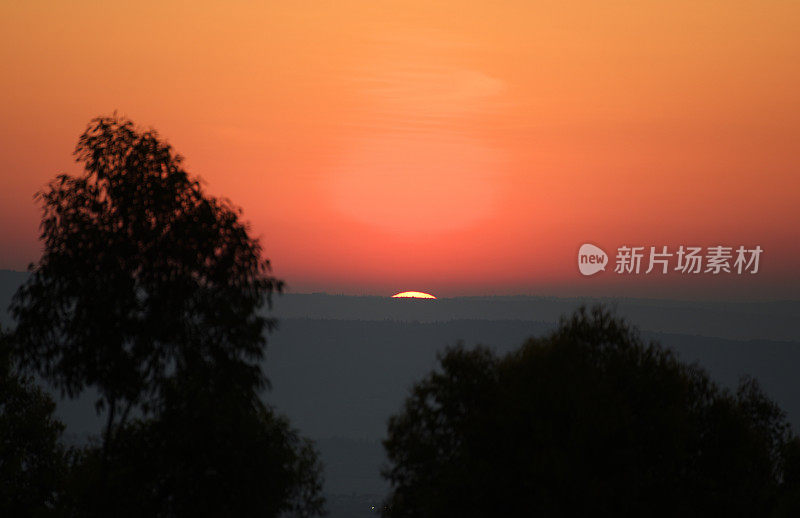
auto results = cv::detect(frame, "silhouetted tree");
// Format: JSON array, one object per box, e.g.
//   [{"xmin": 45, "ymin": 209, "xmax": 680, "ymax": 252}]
[
  {"xmin": 0, "ymin": 327, "xmax": 69, "ymax": 516},
  {"xmin": 63, "ymin": 391, "xmax": 324, "ymax": 518},
  {"xmin": 12, "ymin": 115, "xmax": 281, "ymax": 445},
  {"xmin": 9, "ymin": 114, "xmax": 323, "ymax": 515},
  {"xmin": 776, "ymin": 437, "xmax": 800, "ymax": 516},
  {"xmin": 382, "ymin": 306, "xmax": 800, "ymax": 517}
]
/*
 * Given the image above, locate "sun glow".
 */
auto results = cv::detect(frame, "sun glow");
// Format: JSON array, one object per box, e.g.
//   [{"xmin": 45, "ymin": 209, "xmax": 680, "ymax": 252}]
[{"xmin": 391, "ymin": 291, "xmax": 437, "ymax": 299}]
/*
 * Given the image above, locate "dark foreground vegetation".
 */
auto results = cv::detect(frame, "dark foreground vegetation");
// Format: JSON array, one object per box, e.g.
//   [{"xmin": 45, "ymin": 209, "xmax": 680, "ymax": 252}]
[
  {"xmin": 382, "ymin": 307, "xmax": 800, "ymax": 517},
  {"xmin": 1, "ymin": 115, "xmax": 323, "ymax": 517}
]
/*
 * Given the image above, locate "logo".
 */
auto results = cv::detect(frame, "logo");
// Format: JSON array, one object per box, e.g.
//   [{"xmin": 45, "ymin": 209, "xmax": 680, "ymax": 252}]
[
  {"xmin": 578, "ymin": 244, "xmax": 608, "ymax": 276},
  {"xmin": 577, "ymin": 244, "xmax": 763, "ymax": 276}
]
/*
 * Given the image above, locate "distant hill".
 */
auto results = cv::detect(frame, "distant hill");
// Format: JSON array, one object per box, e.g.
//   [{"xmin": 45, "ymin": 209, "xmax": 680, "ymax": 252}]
[
  {"xmin": 4, "ymin": 270, "xmax": 798, "ymax": 341},
  {"xmin": 273, "ymin": 293, "xmax": 800, "ymax": 341},
  {"xmin": 262, "ymin": 318, "xmax": 800, "ymax": 501},
  {"xmin": 3, "ymin": 269, "xmax": 799, "ymax": 510},
  {"xmin": 46, "ymin": 316, "xmax": 800, "ymax": 501},
  {"xmin": 264, "ymin": 319, "xmax": 800, "ymax": 437}
]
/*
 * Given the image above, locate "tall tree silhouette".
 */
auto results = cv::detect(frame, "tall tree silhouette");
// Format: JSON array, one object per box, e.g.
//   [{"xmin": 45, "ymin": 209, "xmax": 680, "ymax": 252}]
[
  {"xmin": 382, "ymin": 306, "xmax": 800, "ymax": 517},
  {"xmin": 9, "ymin": 115, "xmax": 323, "ymax": 516},
  {"xmin": 12, "ymin": 114, "xmax": 281, "ymax": 449}
]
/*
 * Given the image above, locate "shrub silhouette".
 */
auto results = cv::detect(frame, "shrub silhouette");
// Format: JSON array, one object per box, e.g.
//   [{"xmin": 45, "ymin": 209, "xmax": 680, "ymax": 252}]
[
  {"xmin": 0, "ymin": 327, "xmax": 69, "ymax": 517},
  {"xmin": 63, "ymin": 384, "xmax": 323, "ymax": 517},
  {"xmin": 383, "ymin": 306, "xmax": 800, "ymax": 517}
]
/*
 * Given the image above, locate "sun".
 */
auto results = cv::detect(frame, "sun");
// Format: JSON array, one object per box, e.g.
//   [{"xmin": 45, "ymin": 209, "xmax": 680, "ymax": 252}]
[{"xmin": 391, "ymin": 291, "xmax": 437, "ymax": 299}]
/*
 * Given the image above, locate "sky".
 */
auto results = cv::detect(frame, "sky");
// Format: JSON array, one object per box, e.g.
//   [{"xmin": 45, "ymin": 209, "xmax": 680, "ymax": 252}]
[{"xmin": 1, "ymin": 1, "xmax": 798, "ymax": 298}]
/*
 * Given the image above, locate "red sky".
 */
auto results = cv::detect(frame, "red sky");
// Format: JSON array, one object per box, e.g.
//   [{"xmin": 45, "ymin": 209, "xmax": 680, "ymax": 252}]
[{"xmin": 1, "ymin": 1, "xmax": 798, "ymax": 298}]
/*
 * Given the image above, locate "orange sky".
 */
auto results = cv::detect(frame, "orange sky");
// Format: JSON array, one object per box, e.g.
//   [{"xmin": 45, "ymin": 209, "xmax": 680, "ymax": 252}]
[{"xmin": 1, "ymin": 1, "xmax": 798, "ymax": 298}]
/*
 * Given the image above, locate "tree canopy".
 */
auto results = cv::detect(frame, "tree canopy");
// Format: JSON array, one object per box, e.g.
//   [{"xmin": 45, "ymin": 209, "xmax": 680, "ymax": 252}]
[
  {"xmin": 382, "ymin": 306, "xmax": 800, "ymax": 517},
  {"xmin": 63, "ymin": 389, "xmax": 324, "ymax": 518},
  {"xmin": 11, "ymin": 115, "xmax": 282, "ymax": 432},
  {"xmin": 7, "ymin": 115, "xmax": 322, "ymax": 516},
  {"xmin": 0, "ymin": 327, "xmax": 69, "ymax": 517}
]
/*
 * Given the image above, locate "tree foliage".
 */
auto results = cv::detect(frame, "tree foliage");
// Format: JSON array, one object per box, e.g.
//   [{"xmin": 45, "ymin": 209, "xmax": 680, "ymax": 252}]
[
  {"xmin": 58, "ymin": 357, "xmax": 325, "ymax": 517},
  {"xmin": 0, "ymin": 327, "xmax": 69, "ymax": 517},
  {"xmin": 7, "ymin": 115, "xmax": 323, "ymax": 516},
  {"xmin": 383, "ymin": 306, "xmax": 800, "ymax": 517},
  {"xmin": 11, "ymin": 115, "xmax": 282, "ymax": 435},
  {"xmin": 63, "ymin": 401, "xmax": 324, "ymax": 517}
]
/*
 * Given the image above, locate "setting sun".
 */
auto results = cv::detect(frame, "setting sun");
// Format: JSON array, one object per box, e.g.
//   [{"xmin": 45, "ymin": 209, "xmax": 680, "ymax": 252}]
[{"xmin": 391, "ymin": 291, "xmax": 437, "ymax": 299}]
